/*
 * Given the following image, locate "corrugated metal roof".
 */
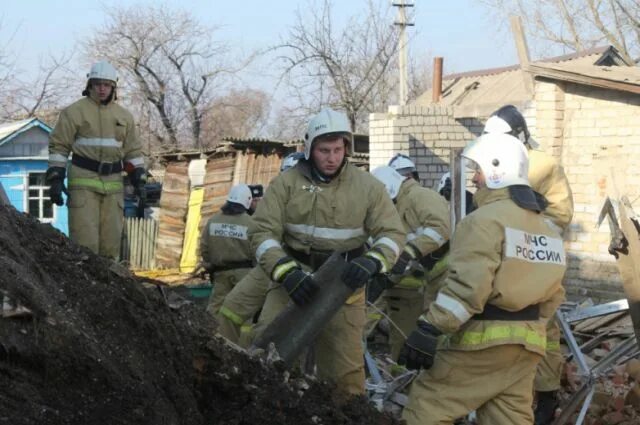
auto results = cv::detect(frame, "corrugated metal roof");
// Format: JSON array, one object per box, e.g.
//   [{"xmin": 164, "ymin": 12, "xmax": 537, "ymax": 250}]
[
  {"xmin": 413, "ymin": 45, "xmax": 631, "ymax": 117},
  {"xmin": 0, "ymin": 118, "xmax": 52, "ymax": 146}
]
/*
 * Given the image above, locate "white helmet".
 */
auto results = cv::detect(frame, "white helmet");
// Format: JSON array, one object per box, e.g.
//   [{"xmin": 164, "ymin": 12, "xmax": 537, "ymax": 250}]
[
  {"xmin": 87, "ymin": 61, "xmax": 118, "ymax": 85},
  {"xmin": 281, "ymin": 152, "xmax": 304, "ymax": 172},
  {"xmin": 437, "ymin": 172, "xmax": 450, "ymax": 193},
  {"xmin": 371, "ymin": 165, "xmax": 404, "ymax": 200},
  {"xmin": 304, "ymin": 108, "xmax": 353, "ymax": 160},
  {"xmin": 462, "ymin": 133, "xmax": 529, "ymax": 189},
  {"xmin": 388, "ymin": 154, "xmax": 419, "ymax": 181},
  {"xmin": 227, "ymin": 184, "xmax": 253, "ymax": 210}
]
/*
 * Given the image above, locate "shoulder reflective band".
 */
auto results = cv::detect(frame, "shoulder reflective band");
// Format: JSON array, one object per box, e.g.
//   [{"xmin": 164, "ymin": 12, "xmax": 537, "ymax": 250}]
[
  {"xmin": 49, "ymin": 153, "xmax": 69, "ymax": 166},
  {"xmin": 434, "ymin": 292, "xmax": 472, "ymax": 323},
  {"xmin": 74, "ymin": 137, "xmax": 121, "ymax": 148},
  {"xmin": 126, "ymin": 157, "xmax": 145, "ymax": 167},
  {"xmin": 209, "ymin": 223, "xmax": 248, "ymax": 240},
  {"xmin": 285, "ymin": 223, "xmax": 365, "ymax": 240},
  {"xmin": 417, "ymin": 227, "xmax": 446, "ymax": 247},
  {"xmin": 256, "ymin": 239, "xmax": 281, "ymax": 261},
  {"xmin": 504, "ymin": 227, "xmax": 566, "ymax": 265},
  {"xmin": 372, "ymin": 237, "xmax": 400, "ymax": 257}
]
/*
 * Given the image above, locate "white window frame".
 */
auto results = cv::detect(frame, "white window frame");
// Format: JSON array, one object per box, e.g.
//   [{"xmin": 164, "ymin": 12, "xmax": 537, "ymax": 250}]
[{"xmin": 25, "ymin": 171, "xmax": 56, "ymax": 224}]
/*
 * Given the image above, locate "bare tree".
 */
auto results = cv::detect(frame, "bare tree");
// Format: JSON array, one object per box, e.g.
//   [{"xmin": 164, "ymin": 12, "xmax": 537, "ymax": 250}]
[
  {"xmin": 275, "ymin": 0, "xmax": 402, "ymax": 132},
  {"xmin": 479, "ymin": 0, "xmax": 640, "ymax": 63},
  {"xmin": 84, "ymin": 4, "xmax": 250, "ymax": 151}
]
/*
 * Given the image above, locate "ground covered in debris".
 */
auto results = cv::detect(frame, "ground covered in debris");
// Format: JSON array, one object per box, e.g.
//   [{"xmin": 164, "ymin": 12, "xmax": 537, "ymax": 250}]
[{"xmin": 0, "ymin": 205, "xmax": 397, "ymax": 425}]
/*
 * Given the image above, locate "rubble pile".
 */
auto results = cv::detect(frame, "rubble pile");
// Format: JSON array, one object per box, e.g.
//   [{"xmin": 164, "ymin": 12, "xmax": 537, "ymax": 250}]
[{"xmin": 0, "ymin": 205, "xmax": 396, "ymax": 425}]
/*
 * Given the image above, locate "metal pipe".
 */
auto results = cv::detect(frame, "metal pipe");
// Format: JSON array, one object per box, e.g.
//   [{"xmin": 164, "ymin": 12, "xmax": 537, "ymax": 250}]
[{"xmin": 432, "ymin": 57, "xmax": 444, "ymax": 103}]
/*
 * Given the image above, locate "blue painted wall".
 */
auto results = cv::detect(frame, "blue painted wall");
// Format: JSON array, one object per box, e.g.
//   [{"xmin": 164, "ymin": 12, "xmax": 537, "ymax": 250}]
[{"xmin": 0, "ymin": 160, "xmax": 69, "ymax": 235}]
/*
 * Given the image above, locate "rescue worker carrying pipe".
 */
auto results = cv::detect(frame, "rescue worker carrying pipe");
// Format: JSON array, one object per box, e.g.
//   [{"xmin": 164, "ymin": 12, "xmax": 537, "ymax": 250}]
[
  {"xmin": 216, "ymin": 152, "xmax": 305, "ymax": 346},
  {"xmin": 399, "ymin": 133, "xmax": 567, "ymax": 425},
  {"xmin": 370, "ymin": 163, "xmax": 450, "ymax": 360},
  {"xmin": 46, "ymin": 61, "xmax": 146, "ymax": 260},
  {"xmin": 249, "ymin": 108, "xmax": 405, "ymax": 396},
  {"xmin": 201, "ymin": 184, "xmax": 258, "ymax": 316},
  {"xmin": 484, "ymin": 105, "xmax": 574, "ymax": 425}
]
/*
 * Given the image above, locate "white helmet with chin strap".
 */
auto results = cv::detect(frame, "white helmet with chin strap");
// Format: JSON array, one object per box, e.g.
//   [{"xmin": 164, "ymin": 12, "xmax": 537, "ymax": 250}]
[
  {"xmin": 462, "ymin": 133, "xmax": 529, "ymax": 189},
  {"xmin": 437, "ymin": 172, "xmax": 450, "ymax": 193},
  {"xmin": 87, "ymin": 61, "xmax": 118, "ymax": 85},
  {"xmin": 371, "ymin": 165, "xmax": 404, "ymax": 200},
  {"xmin": 304, "ymin": 108, "xmax": 353, "ymax": 160},
  {"xmin": 227, "ymin": 184, "xmax": 253, "ymax": 210}
]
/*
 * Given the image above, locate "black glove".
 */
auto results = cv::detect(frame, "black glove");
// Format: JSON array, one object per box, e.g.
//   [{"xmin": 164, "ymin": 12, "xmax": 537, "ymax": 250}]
[
  {"xmin": 390, "ymin": 247, "xmax": 417, "ymax": 275},
  {"xmin": 129, "ymin": 167, "xmax": 147, "ymax": 188},
  {"xmin": 397, "ymin": 321, "xmax": 441, "ymax": 370},
  {"xmin": 342, "ymin": 255, "xmax": 380, "ymax": 291},
  {"xmin": 366, "ymin": 275, "xmax": 395, "ymax": 304},
  {"xmin": 281, "ymin": 268, "xmax": 319, "ymax": 306},
  {"xmin": 45, "ymin": 167, "xmax": 67, "ymax": 206}
]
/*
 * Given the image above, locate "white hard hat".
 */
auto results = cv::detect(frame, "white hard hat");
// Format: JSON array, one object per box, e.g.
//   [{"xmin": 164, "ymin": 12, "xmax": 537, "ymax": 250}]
[
  {"xmin": 87, "ymin": 61, "xmax": 118, "ymax": 85},
  {"xmin": 304, "ymin": 108, "xmax": 353, "ymax": 160},
  {"xmin": 371, "ymin": 165, "xmax": 404, "ymax": 200},
  {"xmin": 437, "ymin": 172, "xmax": 450, "ymax": 193},
  {"xmin": 388, "ymin": 154, "xmax": 416, "ymax": 176},
  {"xmin": 462, "ymin": 133, "xmax": 529, "ymax": 189},
  {"xmin": 227, "ymin": 184, "xmax": 253, "ymax": 210},
  {"xmin": 483, "ymin": 105, "xmax": 539, "ymax": 149},
  {"xmin": 281, "ymin": 152, "xmax": 305, "ymax": 172}
]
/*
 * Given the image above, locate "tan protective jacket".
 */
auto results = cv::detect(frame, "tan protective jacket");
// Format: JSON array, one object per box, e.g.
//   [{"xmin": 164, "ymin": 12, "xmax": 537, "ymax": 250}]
[
  {"xmin": 528, "ymin": 149, "xmax": 574, "ymax": 232},
  {"xmin": 425, "ymin": 188, "xmax": 567, "ymax": 356},
  {"xmin": 48, "ymin": 94, "xmax": 144, "ymax": 194},
  {"xmin": 395, "ymin": 178, "xmax": 450, "ymax": 256},
  {"xmin": 249, "ymin": 161, "xmax": 405, "ymax": 276},
  {"xmin": 200, "ymin": 211, "xmax": 253, "ymax": 269}
]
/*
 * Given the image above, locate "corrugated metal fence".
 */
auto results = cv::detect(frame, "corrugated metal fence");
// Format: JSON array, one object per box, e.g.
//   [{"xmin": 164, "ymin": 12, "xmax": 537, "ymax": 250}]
[{"xmin": 122, "ymin": 218, "xmax": 158, "ymax": 270}]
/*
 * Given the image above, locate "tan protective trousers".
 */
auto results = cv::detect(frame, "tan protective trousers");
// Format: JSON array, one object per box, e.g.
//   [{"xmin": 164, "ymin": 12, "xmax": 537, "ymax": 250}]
[
  {"xmin": 68, "ymin": 188, "xmax": 124, "ymax": 260},
  {"xmin": 403, "ymin": 345, "xmax": 542, "ymax": 425},
  {"xmin": 534, "ymin": 318, "xmax": 563, "ymax": 391},
  {"xmin": 216, "ymin": 266, "xmax": 271, "ymax": 345},
  {"xmin": 255, "ymin": 283, "xmax": 366, "ymax": 396},
  {"xmin": 206, "ymin": 268, "xmax": 252, "ymax": 316}
]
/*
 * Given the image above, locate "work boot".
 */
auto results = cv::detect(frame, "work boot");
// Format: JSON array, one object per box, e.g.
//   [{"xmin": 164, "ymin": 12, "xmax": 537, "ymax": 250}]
[{"xmin": 534, "ymin": 391, "xmax": 558, "ymax": 425}]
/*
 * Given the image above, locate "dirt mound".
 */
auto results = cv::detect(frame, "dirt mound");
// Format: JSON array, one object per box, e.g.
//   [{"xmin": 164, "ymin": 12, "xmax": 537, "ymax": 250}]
[{"xmin": 0, "ymin": 205, "xmax": 396, "ymax": 425}]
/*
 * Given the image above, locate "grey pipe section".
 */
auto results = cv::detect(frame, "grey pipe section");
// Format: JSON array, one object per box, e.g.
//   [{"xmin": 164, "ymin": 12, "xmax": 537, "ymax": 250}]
[{"xmin": 251, "ymin": 253, "xmax": 351, "ymax": 366}]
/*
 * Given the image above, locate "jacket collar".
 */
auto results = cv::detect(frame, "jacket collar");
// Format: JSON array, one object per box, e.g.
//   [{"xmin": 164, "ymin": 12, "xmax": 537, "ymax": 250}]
[
  {"xmin": 297, "ymin": 159, "xmax": 350, "ymax": 186},
  {"xmin": 473, "ymin": 187, "xmax": 511, "ymax": 208},
  {"xmin": 397, "ymin": 177, "xmax": 418, "ymax": 200}
]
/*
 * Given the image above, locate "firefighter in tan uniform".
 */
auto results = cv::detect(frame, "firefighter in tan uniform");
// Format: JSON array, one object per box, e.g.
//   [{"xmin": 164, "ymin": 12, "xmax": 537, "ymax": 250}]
[
  {"xmin": 46, "ymin": 61, "xmax": 146, "ymax": 259},
  {"xmin": 370, "ymin": 163, "xmax": 450, "ymax": 360},
  {"xmin": 201, "ymin": 184, "xmax": 256, "ymax": 316},
  {"xmin": 249, "ymin": 108, "xmax": 405, "ymax": 396},
  {"xmin": 399, "ymin": 133, "xmax": 567, "ymax": 425},
  {"xmin": 216, "ymin": 153, "xmax": 304, "ymax": 345},
  {"xmin": 484, "ymin": 105, "xmax": 574, "ymax": 424}
]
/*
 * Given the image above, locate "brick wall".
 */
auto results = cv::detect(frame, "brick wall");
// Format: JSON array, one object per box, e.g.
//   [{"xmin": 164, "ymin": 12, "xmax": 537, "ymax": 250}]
[{"xmin": 369, "ymin": 105, "xmax": 481, "ymax": 189}]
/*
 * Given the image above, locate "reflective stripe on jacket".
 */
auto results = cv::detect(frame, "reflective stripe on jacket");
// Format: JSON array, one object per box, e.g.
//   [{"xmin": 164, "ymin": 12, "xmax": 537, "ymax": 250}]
[
  {"xmin": 48, "ymin": 95, "xmax": 144, "ymax": 194},
  {"xmin": 200, "ymin": 212, "xmax": 253, "ymax": 269},
  {"xmin": 425, "ymin": 187, "xmax": 567, "ymax": 356},
  {"xmin": 249, "ymin": 161, "xmax": 406, "ymax": 277}
]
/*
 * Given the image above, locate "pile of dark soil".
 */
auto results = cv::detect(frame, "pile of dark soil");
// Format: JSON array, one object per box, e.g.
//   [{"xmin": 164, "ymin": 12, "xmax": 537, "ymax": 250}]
[{"xmin": 0, "ymin": 205, "xmax": 397, "ymax": 425}]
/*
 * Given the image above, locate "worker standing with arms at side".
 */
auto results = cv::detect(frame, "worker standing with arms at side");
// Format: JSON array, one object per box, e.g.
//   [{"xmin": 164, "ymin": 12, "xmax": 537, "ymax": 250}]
[
  {"xmin": 216, "ymin": 152, "xmax": 304, "ymax": 345},
  {"xmin": 370, "ymin": 163, "xmax": 450, "ymax": 360},
  {"xmin": 400, "ymin": 133, "xmax": 567, "ymax": 425},
  {"xmin": 249, "ymin": 108, "xmax": 405, "ymax": 396},
  {"xmin": 484, "ymin": 104, "xmax": 574, "ymax": 425},
  {"xmin": 46, "ymin": 61, "xmax": 146, "ymax": 260},
  {"xmin": 201, "ymin": 184, "xmax": 256, "ymax": 316}
]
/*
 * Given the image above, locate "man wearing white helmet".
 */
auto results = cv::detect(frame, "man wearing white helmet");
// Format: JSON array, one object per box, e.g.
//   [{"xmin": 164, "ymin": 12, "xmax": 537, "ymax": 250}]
[
  {"xmin": 400, "ymin": 133, "xmax": 566, "ymax": 425},
  {"xmin": 370, "ymin": 165, "xmax": 450, "ymax": 360},
  {"xmin": 46, "ymin": 61, "xmax": 146, "ymax": 259},
  {"xmin": 485, "ymin": 104, "xmax": 574, "ymax": 424},
  {"xmin": 249, "ymin": 108, "xmax": 405, "ymax": 396},
  {"xmin": 200, "ymin": 184, "xmax": 257, "ymax": 315}
]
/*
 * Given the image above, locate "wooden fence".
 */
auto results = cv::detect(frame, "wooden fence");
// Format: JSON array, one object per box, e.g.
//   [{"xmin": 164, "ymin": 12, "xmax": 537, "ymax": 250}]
[{"xmin": 122, "ymin": 217, "xmax": 158, "ymax": 270}]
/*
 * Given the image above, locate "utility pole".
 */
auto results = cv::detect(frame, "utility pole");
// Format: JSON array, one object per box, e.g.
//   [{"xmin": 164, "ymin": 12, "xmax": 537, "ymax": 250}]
[{"xmin": 393, "ymin": 1, "xmax": 414, "ymax": 106}]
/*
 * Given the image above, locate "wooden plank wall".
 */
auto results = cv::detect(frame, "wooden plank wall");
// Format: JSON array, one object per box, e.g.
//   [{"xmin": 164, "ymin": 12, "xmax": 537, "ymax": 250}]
[
  {"xmin": 155, "ymin": 162, "xmax": 190, "ymax": 268},
  {"xmin": 232, "ymin": 150, "xmax": 282, "ymax": 187},
  {"xmin": 199, "ymin": 154, "xmax": 237, "ymax": 235}
]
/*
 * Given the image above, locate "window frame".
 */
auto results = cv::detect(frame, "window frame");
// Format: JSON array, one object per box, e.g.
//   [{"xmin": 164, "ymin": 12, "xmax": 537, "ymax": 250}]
[{"xmin": 25, "ymin": 171, "xmax": 56, "ymax": 223}]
